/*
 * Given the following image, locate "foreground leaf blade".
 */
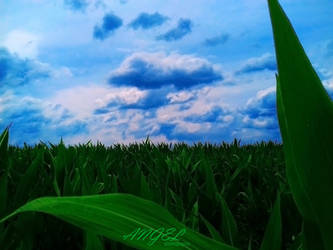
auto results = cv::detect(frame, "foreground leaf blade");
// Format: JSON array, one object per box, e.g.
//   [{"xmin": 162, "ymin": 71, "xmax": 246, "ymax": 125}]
[
  {"xmin": 0, "ymin": 193, "xmax": 238, "ymax": 250},
  {"xmin": 268, "ymin": 0, "xmax": 333, "ymax": 248}
]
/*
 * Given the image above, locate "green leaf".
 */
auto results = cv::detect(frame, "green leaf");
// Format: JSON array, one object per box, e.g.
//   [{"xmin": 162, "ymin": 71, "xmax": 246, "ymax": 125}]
[
  {"xmin": 0, "ymin": 193, "xmax": 238, "ymax": 250},
  {"xmin": 217, "ymin": 193, "xmax": 238, "ymax": 246},
  {"xmin": 200, "ymin": 155, "xmax": 218, "ymax": 202},
  {"xmin": 0, "ymin": 124, "xmax": 11, "ymax": 171},
  {"xmin": 268, "ymin": 0, "xmax": 333, "ymax": 248},
  {"xmin": 140, "ymin": 170, "xmax": 154, "ymax": 201},
  {"xmin": 14, "ymin": 150, "xmax": 44, "ymax": 207},
  {"xmin": 84, "ymin": 231, "xmax": 105, "ymax": 250},
  {"xmin": 0, "ymin": 125, "xmax": 11, "ymax": 217},
  {"xmin": 301, "ymin": 219, "xmax": 325, "ymax": 250},
  {"xmin": 287, "ymin": 231, "xmax": 302, "ymax": 250},
  {"xmin": 199, "ymin": 213, "xmax": 225, "ymax": 244},
  {"xmin": 0, "ymin": 171, "xmax": 8, "ymax": 217},
  {"xmin": 189, "ymin": 200, "xmax": 199, "ymax": 231},
  {"xmin": 259, "ymin": 192, "xmax": 281, "ymax": 250}
]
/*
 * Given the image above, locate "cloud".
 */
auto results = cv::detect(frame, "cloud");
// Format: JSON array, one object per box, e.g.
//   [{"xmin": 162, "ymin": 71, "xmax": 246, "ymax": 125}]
[
  {"xmin": 153, "ymin": 101, "xmax": 237, "ymax": 145},
  {"xmin": 128, "ymin": 12, "xmax": 169, "ymax": 30},
  {"xmin": 93, "ymin": 86, "xmax": 182, "ymax": 115},
  {"xmin": 156, "ymin": 18, "xmax": 193, "ymax": 41},
  {"xmin": 184, "ymin": 105, "xmax": 230, "ymax": 123},
  {"xmin": 2, "ymin": 30, "xmax": 40, "ymax": 59},
  {"xmin": 93, "ymin": 12, "xmax": 123, "ymax": 40},
  {"xmin": 118, "ymin": 88, "xmax": 170, "ymax": 110},
  {"xmin": 203, "ymin": 34, "xmax": 229, "ymax": 47},
  {"xmin": 108, "ymin": 52, "xmax": 223, "ymax": 90},
  {"xmin": 323, "ymin": 79, "xmax": 333, "ymax": 99},
  {"xmin": 316, "ymin": 66, "xmax": 333, "ymax": 80},
  {"xmin": 0, "ymin": 92, "xmax": 88, "ymax": 147},
  {"xmin": 235, "ymin": 53, "xmax": 277, "ymax": 75},
  {"xmin": 241, "ymin": 86, "xmax": 276, "ymax": 118},
  {"xmin": 166, "ymin": 90, "xmax": 195, "ymax": 104},
  {"xmin": 0, "ymin": 83, "xmax": 283, "ymax": 148},
  {"xmin": 239, "ymin": 86, "xmax": 279, "ymax": 129},
  {"xmin": 0, "ymin": 47, "xmax": 51, "ymax": 89},
  {"xmin": 64, "ymin": 0, "xmax": 89, "ymax": 11}
]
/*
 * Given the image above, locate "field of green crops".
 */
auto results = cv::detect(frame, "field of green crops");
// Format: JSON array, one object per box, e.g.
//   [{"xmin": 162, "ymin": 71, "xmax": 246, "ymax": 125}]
[
  {"xmin": 1, "ymin": 0, "xmax": 333, "ymax": 249},
  {"xmin": 0, "ymin": 131, "xmax": 302, "ymax": 249}
]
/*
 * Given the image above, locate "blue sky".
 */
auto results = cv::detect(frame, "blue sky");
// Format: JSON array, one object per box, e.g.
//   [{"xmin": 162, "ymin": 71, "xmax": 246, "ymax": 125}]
[{"xmin": 1, "ymin": 0, "xmax": 333, "ymax": 147}]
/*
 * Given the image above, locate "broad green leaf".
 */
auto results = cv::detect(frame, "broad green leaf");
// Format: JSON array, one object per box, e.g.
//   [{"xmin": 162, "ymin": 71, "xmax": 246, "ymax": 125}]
[
  {"xmin": 259, "ymin": 192, "xmax": 281, "ymax": 250},
  {"xmin": 268, "ymin": 0, "xmax": 333, "ymax": 248},
  {"xmin": 0, "ymin": 193, "xmax": 238, "ymax": 250}
]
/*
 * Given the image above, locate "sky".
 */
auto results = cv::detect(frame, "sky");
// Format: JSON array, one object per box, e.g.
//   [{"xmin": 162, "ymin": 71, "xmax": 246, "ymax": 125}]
[{"xmin": 1, "ymin": 0, "xmax": 333, "ymax": 148}]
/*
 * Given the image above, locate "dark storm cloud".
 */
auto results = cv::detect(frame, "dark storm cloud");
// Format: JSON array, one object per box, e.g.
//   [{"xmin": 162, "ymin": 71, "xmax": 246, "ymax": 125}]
[
  {"xmin": 128, "ymin": 12, "xmax": 169, "ymax": 30},
  {"xmin": 108, "ymin": 52, "xmax": 223, "ymax": 90},
  {"xmin": 93, "ymin": 12, "xmax": 123, "ymax": 40},
  {"xmin": 156, "ymin": 18, "xmax": 193, "ymax": 41}
]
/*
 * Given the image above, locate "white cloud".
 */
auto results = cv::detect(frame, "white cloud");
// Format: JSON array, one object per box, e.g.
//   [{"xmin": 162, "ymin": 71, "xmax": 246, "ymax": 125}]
[
  {"xmin": 175, "ymin": 120, "xmax": 202, "ymax": 133},
  {"xmin": 48, "ymin": 84, "xmax": 112, "ymax": 119},
  {"xmin": 166, "ymin": 90, "xmax": 194, "ymax": 103},
  {"xmin": 2, "ymin": 30, "xmax": 40, "ymax": 59},
  {"xmin": 104, "ymin": 87, "xmax": 146, "ymax": 105}
]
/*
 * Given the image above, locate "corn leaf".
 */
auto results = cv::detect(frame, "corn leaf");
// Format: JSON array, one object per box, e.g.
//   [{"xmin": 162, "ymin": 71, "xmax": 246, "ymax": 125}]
[
  {"xmin": 217, "ymin": 193, "xmax": 238, "ymax": 246},
  {"xmin": 84, "ymin": 231, "xmax": 105, "ymax": 250},
  {"xmin": 259, "ymin": 192, "xmax": 281, "ymax": 250},
  {"xmin": 199, "ymin": 213, "xmax": 225, "ymax": 243},
  {"xmin": 0, "ymin": 193, "xmax": 238, "ymax": 250},
  {"xmin": 14, "ymin": 150, "xmax": 44, "ymax": 207},
  {"xmin": 0, "ymin": 124, "xmax": 11, "ymax": 218},
  {"xmin": 268, "ymin": 0, "xmax": 333, "ymax": 248},
  {"xmin": 0, "ymin": 123, "xmax": 10, "ymax": 171}
]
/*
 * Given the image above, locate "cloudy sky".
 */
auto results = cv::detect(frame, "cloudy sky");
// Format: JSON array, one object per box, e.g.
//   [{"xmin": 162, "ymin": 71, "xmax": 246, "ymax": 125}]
[{"xmin": 1, "ymin": 0, "xmax": 333, "ymax": 148}]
